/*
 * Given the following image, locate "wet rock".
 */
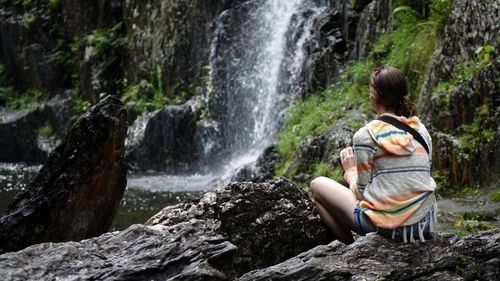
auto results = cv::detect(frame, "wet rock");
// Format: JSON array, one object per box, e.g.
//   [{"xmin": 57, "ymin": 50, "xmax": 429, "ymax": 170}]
[
  {"xmin": 304, "ymin": 1, "xmax": 357, "ymax": 94},
  {"xmin": 0, "ymin": 106, "xmax": 49, "ymax": 163},
  {"xmin": 0, "ymin": 6, "xmax": 65, "ymax": 94},
  {"xmin": 122, "ymin": 0, "xmax": 245, "ymax": 96},
  {"xmin": 0, "ymin": 221, "xmax": 237, "ymax": 280},
  {"xmin": 232, "ymin": 145, "xmax": 281, "ymax": 183},
  {"xmin": 0, "ymin": 96, "xmax": 127, "ymax": 254},
  {"xmin": 147, "ymin": 177, "xmax": 332, "ymax": 275},
  {"xmin": 349, "ymin": 0, "xmax": 391, "ymax": 60},
  {"xmin": 125, "ymin": 103, "xmax": 198, "ymax": 172},
  {"xmin": 418, "ymin": 0, "xmax": 500, "ymax": 187},
  {"xmin": 0, "ymin": 96, "xmax": 75, "ymax": 163},
  {"xmin": 239, "ymin": 229, "xmax": 500, "ymax": 281},
  {"xmin": 60, "ymin": 0, "xmax": 122, "ymax": 38}
]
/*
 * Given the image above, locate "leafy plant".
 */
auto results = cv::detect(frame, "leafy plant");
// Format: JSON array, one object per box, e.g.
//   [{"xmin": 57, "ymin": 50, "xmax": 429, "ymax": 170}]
[
  {"xmin": 475, "ymin": 44, "xmax": 495, "ymax": 65},
  {"xmin": 490, "ymin": 191, "xmax": 500, "ymax": 202},
  {"xmin": 38, "ymin": 123, "xmax": 53, "ymax": 138}
]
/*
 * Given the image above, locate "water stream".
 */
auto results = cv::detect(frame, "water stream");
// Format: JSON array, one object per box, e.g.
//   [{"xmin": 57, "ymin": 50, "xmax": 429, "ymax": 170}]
[{"xmin": 1, "ymin": 0, "xmax": 328, "ymax": 229}]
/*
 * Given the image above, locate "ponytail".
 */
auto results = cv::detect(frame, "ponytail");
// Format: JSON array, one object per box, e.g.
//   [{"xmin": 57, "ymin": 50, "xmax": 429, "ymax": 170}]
[{"xmin": 396, "ymin": 96, "xmax": 416, "ymax": 118}]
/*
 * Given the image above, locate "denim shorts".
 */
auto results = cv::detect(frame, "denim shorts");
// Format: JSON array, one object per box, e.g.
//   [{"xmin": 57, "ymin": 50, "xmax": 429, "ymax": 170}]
[
  {"xmin": 354, "ymin": 202, "xmax": 435, "ymax": 242},
  {"xmin": 353, "ymin": 202, "xmax": 377, "ymax": 235}
]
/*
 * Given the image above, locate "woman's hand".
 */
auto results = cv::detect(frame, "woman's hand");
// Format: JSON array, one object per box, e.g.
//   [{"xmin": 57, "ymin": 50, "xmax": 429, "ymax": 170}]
[{"xmin": 340, "ymin": 147, "xmax": 356, "ymax": 172}]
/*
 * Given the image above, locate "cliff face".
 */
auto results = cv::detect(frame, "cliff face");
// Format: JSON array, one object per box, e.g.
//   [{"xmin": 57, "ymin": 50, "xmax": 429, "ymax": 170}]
[{"xmin": 418, "ymin": 0, "xmax": 500, "ymax": 188}]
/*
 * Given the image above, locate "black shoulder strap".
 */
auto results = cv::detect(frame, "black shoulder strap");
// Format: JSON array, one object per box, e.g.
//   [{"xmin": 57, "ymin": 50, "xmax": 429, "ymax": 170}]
[{"xmin": 377, "ymin": 115, "xmax": 430, "ymax": 154}]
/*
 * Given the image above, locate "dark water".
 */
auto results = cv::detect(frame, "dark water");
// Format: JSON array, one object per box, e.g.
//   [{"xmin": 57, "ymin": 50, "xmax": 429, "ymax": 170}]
[{"xmin": 0, "ymin": 163, "xmax": 215, "ymax": 231}]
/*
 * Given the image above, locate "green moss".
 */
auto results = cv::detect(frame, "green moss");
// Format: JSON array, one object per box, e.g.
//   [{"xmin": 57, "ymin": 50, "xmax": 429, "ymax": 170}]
[
  {"xmin": 48, "ymin": 0, "xmax": 60, "ymax": 10},
  {"xmin": 5, "ymin": 89, "xmax": 45, "ymax": 110},
  {"xmin": 455, "ymin": 216, "xmax": 493, "ymax": 236},
  {"xmin": 490, "ymin": 191, "xmax": 500, "ymax": 202},
  {"xmin": 433, "ymin": 170, "xmax": 450, "ymax": 195},
  {"xmin": 38, "ymin": 123, "xmax": 53, "ymax": 138},
  {"xmin": 122, "ymin": 68, "xmax": 191, "ymax": 114},
  {"xmin": 275, "ymin": 60, "xmax": 374, "ymax": 180},
  {"xmin": 313, "ymin": 163, "xmax": 344, "ymax": 184},
  {"xmin": 372, "ymin": 0, "xmax": 452, "ymax": 100}
]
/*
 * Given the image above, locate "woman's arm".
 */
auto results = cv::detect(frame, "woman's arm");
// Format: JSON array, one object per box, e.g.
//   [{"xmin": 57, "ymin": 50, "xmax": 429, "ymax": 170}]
[{"xmin": 344, "ymin": 128, "xmax": 376, "ymax": 200}]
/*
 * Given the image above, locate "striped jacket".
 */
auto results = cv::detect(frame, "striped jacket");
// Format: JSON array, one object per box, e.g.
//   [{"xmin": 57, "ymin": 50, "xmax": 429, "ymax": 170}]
[{"xmin": 344, "ymin": 113, "xmax": 437, "ymax": 229}]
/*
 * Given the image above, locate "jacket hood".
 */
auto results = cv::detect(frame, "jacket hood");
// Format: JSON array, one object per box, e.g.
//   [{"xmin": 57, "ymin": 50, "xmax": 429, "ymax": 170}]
[{"xmin": 367, "ymin": 113, "xmax": 420, "ymax": 156}]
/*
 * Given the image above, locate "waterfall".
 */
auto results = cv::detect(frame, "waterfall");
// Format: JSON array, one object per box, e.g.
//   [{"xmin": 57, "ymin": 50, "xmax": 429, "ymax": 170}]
[{"xmin": 207, "ymin": 0, "xmax": 326, "ymax": 177}]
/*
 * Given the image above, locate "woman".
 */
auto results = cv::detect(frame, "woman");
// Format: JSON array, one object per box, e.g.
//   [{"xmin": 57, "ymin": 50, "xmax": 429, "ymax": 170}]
[{"xmin": 311, "ymin": 67, "xmax": 437, "ymax": 244}]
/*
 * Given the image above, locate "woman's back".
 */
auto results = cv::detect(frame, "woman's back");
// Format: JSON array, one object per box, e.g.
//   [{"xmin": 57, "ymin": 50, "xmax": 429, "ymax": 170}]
[{"xmin": 353, "ymin": 113, "xmax": 436, "ymax": 229}]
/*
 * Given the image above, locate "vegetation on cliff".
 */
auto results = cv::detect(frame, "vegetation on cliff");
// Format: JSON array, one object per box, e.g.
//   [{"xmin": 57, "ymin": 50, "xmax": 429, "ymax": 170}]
[{"xmin": 275, "ymin": 0, "xmax": 453, "ymax": 187}]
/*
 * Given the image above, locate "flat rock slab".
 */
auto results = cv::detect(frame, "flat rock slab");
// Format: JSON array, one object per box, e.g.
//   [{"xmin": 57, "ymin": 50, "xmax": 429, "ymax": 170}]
[
  {"xmin": 0, "ymin": 220, "xmax": 237, "ymax": 280},
  {"xmin": 239, "ymin": 229, "xmax": 500, "ymax": 281}
]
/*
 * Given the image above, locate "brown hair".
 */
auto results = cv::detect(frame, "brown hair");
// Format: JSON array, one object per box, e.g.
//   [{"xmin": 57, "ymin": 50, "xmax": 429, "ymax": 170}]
[{"xmin": 369, "ymin": 67, "xmax": 416, "ymax": 117}]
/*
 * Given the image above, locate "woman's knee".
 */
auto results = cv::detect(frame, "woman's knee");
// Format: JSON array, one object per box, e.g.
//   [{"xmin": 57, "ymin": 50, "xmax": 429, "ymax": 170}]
[{"xmin": 310, "ymin": 176, "xmax": 328, "ymax": 196}]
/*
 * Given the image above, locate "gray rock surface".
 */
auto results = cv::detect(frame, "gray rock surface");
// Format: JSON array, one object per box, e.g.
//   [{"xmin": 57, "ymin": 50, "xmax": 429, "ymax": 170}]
[
  {"xmin": 125, "ymin": 103, "xmax": 198, "ymax": 172},
  {"xmin": 0, "ymin": 95, "xmax": 127, "ymax": 254},
  {"xmin": 147, "ymin": 177, "xmax": 332, "ymax": 275},
  {"xmin": 349, "ymin": 0, "xmax": 391, "ymax": 60},
  {"xmin": 418, "ymin": 0, "xmax": 500, "ymax": 187},
  {"xmin": 239, "ymin": 229, "xmax": 500, "ymax": 281},
  {"xmin": 0, "ymin": 221, "xmax": 237, "ymax": 280},
  {"xmin": 0, "ymin": 96, "xmax": 73, "ymax": 163}
]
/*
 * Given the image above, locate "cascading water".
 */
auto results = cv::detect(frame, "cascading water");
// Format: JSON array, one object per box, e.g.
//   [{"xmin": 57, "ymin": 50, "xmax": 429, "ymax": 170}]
[
  {"xmin": 207, "ymin": 0, "xmax": 327, "ymax": 178},
  {"xmin": 82, "ymin": 0, "xmax": 328, "ymax": 229}
]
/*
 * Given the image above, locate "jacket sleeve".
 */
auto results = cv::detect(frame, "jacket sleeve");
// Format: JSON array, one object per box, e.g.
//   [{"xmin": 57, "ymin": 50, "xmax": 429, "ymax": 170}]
[{"xmin": 349, "ymin": 127, "xmax": 376, "ymax": 200}]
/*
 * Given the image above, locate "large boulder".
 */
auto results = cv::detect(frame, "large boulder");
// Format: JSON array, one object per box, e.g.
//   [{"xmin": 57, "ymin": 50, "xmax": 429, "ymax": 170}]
[
  {"xmin": 0, "ymin": 95, "xmax": 127, "ymax": 254},
  {"xmin": 0, "ymin": 177, "xmax": 331, "ymax": 279},
  {"xmin": 239, "ymin": 229, "xmax": 500, "ymax": 280},
  {"xmin": 147, "ymin": 177, "xmax": 332, "ymax": 275},
  {"xmin": 0, "ymin": 221, "xmax": 238, "ymax": 280}
]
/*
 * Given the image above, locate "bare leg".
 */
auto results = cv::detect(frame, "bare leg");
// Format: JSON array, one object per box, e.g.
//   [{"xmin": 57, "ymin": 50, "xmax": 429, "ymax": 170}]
[
  {"xmin": 311, "ymin": 176, "xmax": 358, "ymax": 244},
  {"xmin": 316, "ymin": 201, "xmax": 354, "ymax": 243}
]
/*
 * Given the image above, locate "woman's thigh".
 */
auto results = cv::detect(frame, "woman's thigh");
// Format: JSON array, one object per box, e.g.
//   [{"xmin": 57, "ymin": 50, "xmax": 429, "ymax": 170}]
[{"xmin": 311, "ymin": 176, "xmax": 358, "ymax": 231}]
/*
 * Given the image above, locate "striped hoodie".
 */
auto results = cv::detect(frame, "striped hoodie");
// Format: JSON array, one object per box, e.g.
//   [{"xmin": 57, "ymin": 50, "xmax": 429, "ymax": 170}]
[{"xmin": 344, "ymin": 113, "xmax": 437, "ymax": 229}]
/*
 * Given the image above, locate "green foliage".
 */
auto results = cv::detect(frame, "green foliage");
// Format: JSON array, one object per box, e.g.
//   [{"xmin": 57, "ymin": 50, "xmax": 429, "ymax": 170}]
[
  {"xmin": 490, "ymin": 191, "xmax": 500, "ymax": 202},
  {"xmin": 0, "ymin": 64, "xmax": 15, "ymax": 104},
  {"xmin": 22, "ymin": 12, "xmax": 36, "ymax": 27},
  {"xmin": 455, "ymin": 212, "xmax": 493, "ymax": 236},
  {"xmin": 275, "ymin": 60, "xmax": 374, "ymax": 179},
  {"xmin": 83, "ymin": 22, "xmax": 124, "ymax": 56},
  {"xmin": 38, "ymin": 123, "xmax": 53, "ymax": 138},
  {"xmin": 433, "ymin": 170, "xmax": 450, "ymax": 194},
  {"xmin": 21, "ymin": 0, "xmax": 30, "ymax": 8},
  {"xmin": 372, "ymin": 0, "xmax": 452, "ymax": 100},
  {"xmin": 313, "ymin": 163, "xmax": 344, "ymax": 184},
  {"xmin": 48, "ymin": 0, "xmax": 60, "ymax": 10},
  {"xmin": 122, "ymin": 68, "xmax": 190, "ymax": 113},
  {"xmin": 475, "ymin": 44, "xmax": 495, "ymax": 64},
  {"xmin": 73, "ymin": 97, "xmax": 92, "ymax": 115},
  {"xmin": 457, "ymin": 119, "xmax": 495, "ymax": 154}
]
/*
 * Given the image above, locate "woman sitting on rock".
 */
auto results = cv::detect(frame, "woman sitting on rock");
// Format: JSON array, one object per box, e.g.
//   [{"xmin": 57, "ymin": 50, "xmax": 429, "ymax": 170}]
[{"xmin": 311, "ymin": 67, "xmax": 437, "ymax": 244}]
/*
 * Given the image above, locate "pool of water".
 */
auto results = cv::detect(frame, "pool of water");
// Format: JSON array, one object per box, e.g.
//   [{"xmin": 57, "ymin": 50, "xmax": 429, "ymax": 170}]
[{"xmin": 0, "ymin": 163, "xmax": 220, "ymax": 231}]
